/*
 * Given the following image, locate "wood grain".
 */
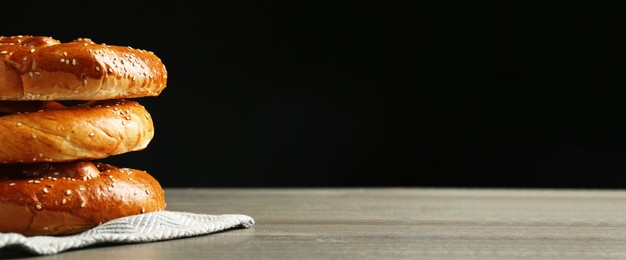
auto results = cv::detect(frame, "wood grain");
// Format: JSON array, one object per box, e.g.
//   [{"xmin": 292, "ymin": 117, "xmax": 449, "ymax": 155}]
[{"xmin": 4, "ymin": 188, "xmax": 626, "ymax": 259}]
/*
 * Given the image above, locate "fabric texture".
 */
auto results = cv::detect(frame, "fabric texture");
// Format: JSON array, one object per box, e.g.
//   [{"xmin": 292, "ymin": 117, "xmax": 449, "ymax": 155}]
[{"xmin": 0, "ymin": 211, "xmax": 255, "ymax": 255}]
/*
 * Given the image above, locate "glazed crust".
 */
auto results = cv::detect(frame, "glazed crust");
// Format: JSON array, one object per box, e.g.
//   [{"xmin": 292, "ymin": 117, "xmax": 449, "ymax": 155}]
[
  {"xmin": 0, "ymin": 35, "xmax": 167, "ymax": 237},
  {"xmin": 0, "ymin": 35, "xmax": 167, "ymax": 100},
  {"xmin": 0, "ymin": 99, "xmax": 154, "ymax": 163},
  {"xmin": 0, "ymin": 161, "xmax": 166, "ymax": 236}
]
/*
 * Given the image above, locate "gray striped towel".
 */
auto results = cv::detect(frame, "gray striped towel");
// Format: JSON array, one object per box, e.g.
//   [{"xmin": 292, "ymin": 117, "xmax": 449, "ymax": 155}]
[{"xmin": 0, "ymin": 211, "xmax": 255, "ymax": 255}]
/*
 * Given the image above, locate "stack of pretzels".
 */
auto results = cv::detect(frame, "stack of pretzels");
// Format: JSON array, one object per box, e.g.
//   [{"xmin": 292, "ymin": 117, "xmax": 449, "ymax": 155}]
[{"xmin": 0, "ymin": 35, "xmax": 167, "ymax": 236}]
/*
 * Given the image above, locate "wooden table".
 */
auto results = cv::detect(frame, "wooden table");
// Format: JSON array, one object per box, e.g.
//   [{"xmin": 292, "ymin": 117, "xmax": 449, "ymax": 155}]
[{"xmin": 4, "ymin": 188, "xmax": 626, "ymax": 259}]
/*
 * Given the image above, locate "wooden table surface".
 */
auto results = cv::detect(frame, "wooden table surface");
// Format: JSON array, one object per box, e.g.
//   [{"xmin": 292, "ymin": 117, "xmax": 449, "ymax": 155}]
[{"xmin": 4, "ymin": 187, "xmax": 626, "ymax": 259}]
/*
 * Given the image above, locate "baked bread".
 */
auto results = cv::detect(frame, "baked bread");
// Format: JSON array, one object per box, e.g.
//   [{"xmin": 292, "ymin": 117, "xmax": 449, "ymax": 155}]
[
  {"xmin": 0, "ymin": 35, "xmax": 167, "ymax": 100},
  {"xmin": 0, "ymin": 35, "xmax": 168, "ymax": 236},
  {"xmin": 0, "ymin": 161, "xmax": 165, "ymax": 236},
  {"xmin": 0, "ymin": 99, "xmax": 154, "ymax": 164}
]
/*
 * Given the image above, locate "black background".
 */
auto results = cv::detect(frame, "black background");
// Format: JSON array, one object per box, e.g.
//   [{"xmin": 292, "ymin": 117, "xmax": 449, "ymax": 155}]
[{"xmin": 3, "ymin": 2, "xmax": 626, "ymax": 188}]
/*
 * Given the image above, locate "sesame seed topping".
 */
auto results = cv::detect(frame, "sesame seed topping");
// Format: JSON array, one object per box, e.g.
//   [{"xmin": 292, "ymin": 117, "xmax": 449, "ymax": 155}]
[
  {"xmin": 79, "ymin": 187, "xmax": 86, "ymax": 191},
  {"xmin": 31, "ymin": 133, "xmax": 37, "ymax": 139},
  {"xmin": 141, "ymin": 208, "xmax": 145, "ymax": 213},
  {"xmin": 16, "ymin": 122, "xmax": 22, "ymax": 126},
  {"xmin": 72, "ymin": 59, "xmax": 77, "ymax": 65},
  {"xmin": 36, "ymin": 204, "xmax": 42, "ymax": 210},
  {"xmin": 65, "ymin": 190, "xmax": 72, "ymax": 195},
  {"xmin": 0, "ymin": 50, "xmax": 7, "ymax": 54},
  {"xmin": 62, "ymin": 198, "xmax": 67, "ymax": 205},
  {"xmin": 34, "ymin": 180, "xmax": 40, "ymax": 184},
  {"xmin": 43, "ymin": 187, "xmax": 49, "ymax": 193},
  {"xmin": 81, "ymin": 201, "xmax": 86, "ymax": 208},
  {"xmin": 88, "ymin": 132, "xmax": 95, "ymax": 137},
  {"xmin": 9, "ymin": 183, "xmax": 16, "ymax": 186},
  {"xmin": 60, "ymin": 58, "xmax": 65, "ymax": 63}
]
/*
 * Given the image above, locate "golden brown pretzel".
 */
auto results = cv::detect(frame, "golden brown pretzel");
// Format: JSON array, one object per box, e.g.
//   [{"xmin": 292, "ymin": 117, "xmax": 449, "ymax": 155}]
[
  {"xmin": 0, "ymin": 99, "xmax": 154, "ymax": 163},
  {"xmin": 0, "ymin": 35, "xmax": 167, "ymax": 237},
  {"xmin": 0, "ymin": 161, "xmax": 165, "ymax": 236},
  {"xmin": 0, "ymin": 35, "xmax": 167, "ymax": 100}
]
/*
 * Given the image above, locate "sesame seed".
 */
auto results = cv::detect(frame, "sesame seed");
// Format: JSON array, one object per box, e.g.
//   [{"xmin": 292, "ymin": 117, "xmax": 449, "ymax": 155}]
[
  {"xmin": 34, "ymin": 180, "xmax": 40, "ymax": 184},
  {"xmin": 80, "ymin": 201, "xmax": 86, "ymax": 208},
  {"xmin": 36, "ymin": 204, "xmax": 42, "ymax": 210},
  {"xmin": 0, "ymin": 50, "xmax": 7, "ymax": 54},
  {"xmin": 30, "ymin": 48, "xmax": 35, "ymax": 53},
  {"xmin": 16, "ymin": 122, "xmax": 22, "ymax": 126},
  {"xmin": 9, "ymin": 183, "xmax": 15, "ymax": 186},
  {"xmin": 88, "ymin": 132, "xmax": 95, "ymax": 137},
  {"xmin": 72, "ymin": 59, "xmax": 76, "ymax": 65},
  {"xmin": 60, "ymin": 58, "xmax": 65, "ymax": 63},
  {"xmin": 43, "ymin": 187, "xmax": 49, "ymax": 193},
  {"xmin": 79, "ymin": 187, "xmax": 86, "ymax": 191},
  {"xmin": 65, "ymin": 190, "xmax": 72, "ymax": 195},
  {"xmin": 31, "ymin": 133, "xmax": 37, "ymax": 139},
  {"xmin": 83, "ymin": 79, "xmax": 88, "ymax": 85},
  {"xmin": 141, "ymin": 208, "xmax": 145, "ymax": 213},
  {"xmin": 62, "ymin": 198, "xmax": 67, "ymax": 205},
  {"xmin": 28, "ymin": 180, "xmax": 33, "ymax": 183},
  {"xmin": 53, "ymin": 172, "xmax": 59, "ymax": 176},
  {"xmin": 95, "ymin": 66, "xmax": 101, "ymax": 71}
]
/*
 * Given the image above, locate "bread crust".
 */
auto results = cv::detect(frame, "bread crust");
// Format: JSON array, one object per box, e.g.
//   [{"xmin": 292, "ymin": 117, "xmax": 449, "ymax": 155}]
[
  {"xmin": 0, "ymin": 35, "xmax": 167, "ymax": 237},
  {"xmin": 0, "ymin": 161, "xmax": 165, "ymax": 236},
  {"xmin": 0, "ymin": 35, "xmax": 167, "ymax": 100},
  {"xmin": 0, "ymin": 99, "xmax": 154, "ymax": 163}
]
